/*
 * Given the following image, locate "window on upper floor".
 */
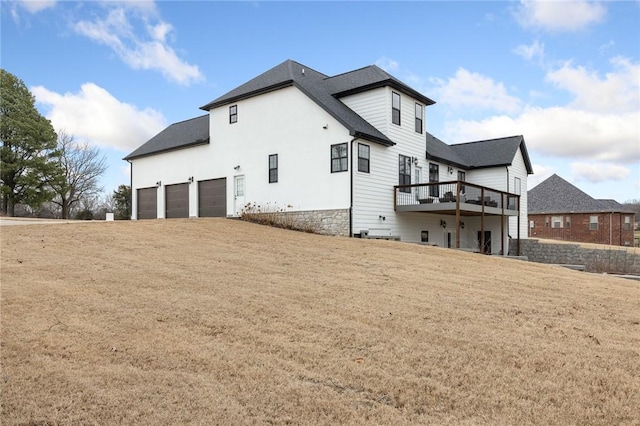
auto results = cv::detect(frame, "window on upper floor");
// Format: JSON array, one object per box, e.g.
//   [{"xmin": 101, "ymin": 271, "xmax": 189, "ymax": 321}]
[
  {"xmin": 514, "ymin": 177, "xmax": 521, "ymax": 195},
  {"xmin": 358, "ymin": 143, "xmax": 370, "ymax": 173},
  {"xmin": 229, "ymin": 105, "xmax": 238, "ymax": 124},
  {"xmin": 590, "ymin": 215, "xmax": 598, "ymax": 230},
  {"xmin": 457, "ymin": 170, "xmax": 466, "ymax": 193},
  {"xmin": 331, "ymin": 143, "xmax": 348, "ymax": 173},
  {"xmin": 399, "ymin": 155, "xmax": 411, "ymax": 193},
  {"xmin": 268, "ymin": 154, "xmax": 278, "ymax": 183},
  {"xmin": 415, "ymin": 103, "xmax": 423, "ymax": 134},
  {"xmin": 429, "ymin": 163, "xmax": 439, "ymax": 197},
  {"xmin": 392, "ymin": 92, "xmax": 401, "ymax": 126},
  {"xmin": 624, "ymin": 216, "xmax": 632, "ymax": 230}
]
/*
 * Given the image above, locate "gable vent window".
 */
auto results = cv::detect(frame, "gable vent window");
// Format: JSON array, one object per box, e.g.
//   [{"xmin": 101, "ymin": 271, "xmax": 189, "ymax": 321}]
[
  {"xmin": 331, "ymin": 143, "xmax": 348, "ymax": 173},
  {"xmin": 415, "ymin": 103, "xmax": 423, "ymax": 134},
  {"xmin": 358, "ymin": 143, "xmax": 370, "ymax": 173},
  {"xmin": 392, "ymin": 92, "xmax": 401, "ymax": 126},
  {"xmin": 229, "ymin": 105, "xmax": 238, "ymax": 124},
  {"xmin": 268, "ymin": 154, "xmax": 278, "ymax": 183}
]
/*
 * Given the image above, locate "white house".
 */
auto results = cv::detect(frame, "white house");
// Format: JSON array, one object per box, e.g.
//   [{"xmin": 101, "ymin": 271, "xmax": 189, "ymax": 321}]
[{"xmin": 125, "ymin": 59, "xmax": 532, "ymax": 255}]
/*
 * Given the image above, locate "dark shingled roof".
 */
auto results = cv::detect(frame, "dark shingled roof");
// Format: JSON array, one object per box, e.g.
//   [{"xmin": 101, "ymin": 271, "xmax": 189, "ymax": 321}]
[
  {"xmin": 124, "ymin": 115, "xmax": 209, "ymax": 160},
  {"xmin": 199, "ymin": 59, "xmax": 436, "ymax": 147},
  {"xmin": 426, "ymin": 134, "xmax": 534, "ymax": 173},
  {"xmin": 425, "ymin": 132, "xmax": 468, "ymax": 168},
  {"xmin": 528, "ymin": 174, "xmax": 633, "ymax": 214}
]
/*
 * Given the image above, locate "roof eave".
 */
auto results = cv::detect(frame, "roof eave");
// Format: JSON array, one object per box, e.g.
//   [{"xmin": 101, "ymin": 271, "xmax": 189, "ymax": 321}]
[
  {"xmin": 124, "ymin": 138, "xmax": 210, "ymax": 161},
  {"xmin": 200, "ymin": 81, "xmax": 295, "ymax": 111},
  {"xmin": 333, "ymin": 81, "xmax": 436, "ymax": 106}
]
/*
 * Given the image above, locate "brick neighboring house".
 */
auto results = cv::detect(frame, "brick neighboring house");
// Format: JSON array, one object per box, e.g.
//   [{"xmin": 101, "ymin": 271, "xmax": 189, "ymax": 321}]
[{"xmin": 528, "ymin": 174, "xmax": 636, "ymax": 246}]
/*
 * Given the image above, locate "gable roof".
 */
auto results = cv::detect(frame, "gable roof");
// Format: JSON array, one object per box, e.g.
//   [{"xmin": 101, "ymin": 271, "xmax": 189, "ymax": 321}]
[
  {"xmin": 425, "ymin": 134, "xmax": 534, "ymax": 173},
  {"xmin": 528, "ymin": 174, "xmax": 633, "ymax": 214},
  {"xmin": 200, "ymin": 59, "xmax": 435, "ymax": 147},
  {"xmin": 124, "ymin": 115, "xmax": 209, "ymax": 160}
]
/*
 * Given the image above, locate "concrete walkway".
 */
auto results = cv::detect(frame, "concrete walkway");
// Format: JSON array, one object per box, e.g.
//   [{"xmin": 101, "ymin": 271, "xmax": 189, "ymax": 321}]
[{"xmin": 0, "ymin": 217, "xmax": 92, "ymax": 226}]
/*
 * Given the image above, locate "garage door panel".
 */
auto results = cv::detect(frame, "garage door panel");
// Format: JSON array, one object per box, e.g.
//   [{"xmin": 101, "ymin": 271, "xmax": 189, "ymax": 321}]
[
  {"xmin": 137, "ymin": 187, "xmax": 157, "ymax": 220},
  {"xmin": 165, "ymin": 183, "xmax": 189, "ymax": 218},
  {"xmin": 198, "ymin": 178, "xmax": 226, "ymax": 217}
]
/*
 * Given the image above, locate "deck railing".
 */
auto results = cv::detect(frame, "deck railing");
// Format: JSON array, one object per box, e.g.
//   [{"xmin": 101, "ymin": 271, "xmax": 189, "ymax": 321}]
[{"xmin": 394, "ymin": 181, "xmax": 520, "ymax": 212}]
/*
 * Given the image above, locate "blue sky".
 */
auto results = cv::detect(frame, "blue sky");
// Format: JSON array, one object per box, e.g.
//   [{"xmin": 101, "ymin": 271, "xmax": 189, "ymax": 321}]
[{"xmin": 2, "ymin": 0, "xmax": 639, "ymax": 203}]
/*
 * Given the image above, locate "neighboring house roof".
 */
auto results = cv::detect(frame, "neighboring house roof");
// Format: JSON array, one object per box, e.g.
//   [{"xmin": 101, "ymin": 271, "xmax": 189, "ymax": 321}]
[
  {"xmin": 124, "ymin": 115, "xmax": 209, "ymax": 160},
  {"xmin": 426, "ymin": 134, "xmax": 534, "ymax": 174},
  {"xmin": 528, "ymin": 174, "xmax": 633, "ymax": 214},
  {"xmin": 199, "ymin": 59, "xmax": 436, "ymax": 147}
]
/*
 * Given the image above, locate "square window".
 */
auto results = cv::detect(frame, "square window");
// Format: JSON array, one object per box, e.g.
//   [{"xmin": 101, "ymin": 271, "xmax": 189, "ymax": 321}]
[
  {"xmin": 331, "ymin": 143, "xmax": 348, "ymax": 173},
  {"xmin": 229, "ymin": 105, "xmax": 237, "ymax": 124},
  {"xmin": 269, "ymin": 154, "xmax": 278, "ymax": 183},
  {"xmin": 358, "ymin": 143, "xmax": 370, "ymax": 173},
  {"xmin": 392, "ymin": 92, "xmax": 401, "ymax": 125}
]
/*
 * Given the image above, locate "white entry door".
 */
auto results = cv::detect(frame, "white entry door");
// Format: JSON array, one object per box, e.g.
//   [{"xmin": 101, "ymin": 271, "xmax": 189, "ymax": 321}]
[{"xmin": 234, "ymin": 175, "xmax": 245, "ymax": 216}]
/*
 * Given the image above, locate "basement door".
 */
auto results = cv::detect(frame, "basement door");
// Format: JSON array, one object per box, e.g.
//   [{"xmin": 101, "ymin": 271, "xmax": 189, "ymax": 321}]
[
  {"xmin": 234, "ymin": 175, "xmax": 245, "ymax": 216},
  {"xmin": 165, "ymin": 183, "xmax": 189, "ymax": 218},
  {"xmin": 137, "ymin": 187, "xmax": 157, "ymax": 220},
  {"xmin": 477, "ymin": 231, "xmax": 492, "ymax": 254},
  {"xmin": 198, "ymin": 178, "xmax": 226, "ymax": 217}
]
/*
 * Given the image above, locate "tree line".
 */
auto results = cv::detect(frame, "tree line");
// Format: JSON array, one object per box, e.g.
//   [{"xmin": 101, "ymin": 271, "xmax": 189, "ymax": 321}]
[{"xmin": 1, "ymin": 69, "xmax": 130, "ymax": 220}]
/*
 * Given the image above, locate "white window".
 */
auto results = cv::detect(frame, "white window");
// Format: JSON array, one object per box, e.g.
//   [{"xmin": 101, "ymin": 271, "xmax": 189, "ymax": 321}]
[
  {"xmin": 552, "ymin": 216, "xmax": 563, "ymax": 228},
  {"xmin": 590, "ymin": 215, "xmax": 598, "ymax": 230},
  {"xmin": 624, "ymin": 216, "xmax": 632, "ymax": 231},
  {"xmin": 514, "ymin": 177, "xmax": 521, "ymax": 195}
]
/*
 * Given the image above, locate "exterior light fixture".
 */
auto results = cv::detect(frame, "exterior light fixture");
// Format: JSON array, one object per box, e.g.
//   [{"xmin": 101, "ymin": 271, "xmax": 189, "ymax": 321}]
[{"xmin": 156, "ymin": 181, "xmax": 161, "ymax": 187}]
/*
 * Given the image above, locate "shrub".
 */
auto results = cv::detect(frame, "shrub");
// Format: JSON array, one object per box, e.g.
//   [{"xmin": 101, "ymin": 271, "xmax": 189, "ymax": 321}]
[
  {"xmin": 240, "ymin": 202, "xmax": 318, "ymax": 233},
  {"xmin": 75, "ymin": 209, "xmax": 94, "ymax": 220}
]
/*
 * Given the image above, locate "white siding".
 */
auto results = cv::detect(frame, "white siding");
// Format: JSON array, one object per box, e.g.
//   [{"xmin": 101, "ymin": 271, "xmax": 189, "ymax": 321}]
[
  {"xmin": 130, "ymin": 85, "xmax": 352, "ymax": 219},
  {"xmin": 506, "ymin": 146, "xmax": 529, "ymax": 239}
]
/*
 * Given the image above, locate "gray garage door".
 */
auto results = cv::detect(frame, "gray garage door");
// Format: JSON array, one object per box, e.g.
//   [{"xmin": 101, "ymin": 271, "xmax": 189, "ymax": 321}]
[
  {"xmin": 165, "ymin": 183, "xmax": 189, "ymax": 218},
  {"xmin": 137, "ymin": 187, "xmax": 157, "ymax": 220},
  {"xmin": 198, "ymin": 178, "xmax": 226, "ymax": 217}
]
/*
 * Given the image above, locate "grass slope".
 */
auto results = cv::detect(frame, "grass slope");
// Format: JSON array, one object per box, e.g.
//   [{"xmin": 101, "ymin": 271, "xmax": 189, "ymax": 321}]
[{"xmin": 1, "ymin": 219, "xmax": 639, "ymax": 425}]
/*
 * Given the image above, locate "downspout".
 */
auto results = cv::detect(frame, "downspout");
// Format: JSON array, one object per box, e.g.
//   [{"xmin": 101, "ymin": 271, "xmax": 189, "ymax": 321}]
[
  {"xmin": 127, "ymin": 159, "xmax": 133, "ymax": 220},
  {"xmin": 610, "ymin": 213, "xmax": 612, "ymax": 245},
  {"xmin": 349, "ymin": 137, "xmax": 358, "ymax": 238}
]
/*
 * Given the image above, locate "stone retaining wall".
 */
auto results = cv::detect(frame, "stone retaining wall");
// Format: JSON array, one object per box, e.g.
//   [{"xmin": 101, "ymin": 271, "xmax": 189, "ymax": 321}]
[
  {"xmin": 272, "ymin": 208, "xmax": 350, "ymax": 237},
  {"xmin": 510, "ymin": 239, "xmax": 640, "ymax": 275}
]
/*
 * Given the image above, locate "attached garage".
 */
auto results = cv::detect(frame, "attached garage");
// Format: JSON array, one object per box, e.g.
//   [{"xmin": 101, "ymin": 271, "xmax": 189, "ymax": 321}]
[
  {"xmin": 198, "ymin": 178, "xmax": 226, "ymax": 217},
  {"xmin": 165, "ymin": 183, "xmax": 190, "ymax": 218},
  {"xmin": 137, "ymin": 187, "xmax": 157, "ymax": 219}
]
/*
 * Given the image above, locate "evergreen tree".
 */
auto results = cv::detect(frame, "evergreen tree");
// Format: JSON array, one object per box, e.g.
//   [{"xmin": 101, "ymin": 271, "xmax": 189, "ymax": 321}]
[{"xmin": 1, "ymin": 69, "xmax": 61, "ymax": 216}]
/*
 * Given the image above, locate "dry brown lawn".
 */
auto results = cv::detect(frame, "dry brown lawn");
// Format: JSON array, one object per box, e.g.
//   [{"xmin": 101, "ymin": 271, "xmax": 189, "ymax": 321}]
[{"xmin": 1, "ymin": 219, "xmax": 639, "ymax": 425}]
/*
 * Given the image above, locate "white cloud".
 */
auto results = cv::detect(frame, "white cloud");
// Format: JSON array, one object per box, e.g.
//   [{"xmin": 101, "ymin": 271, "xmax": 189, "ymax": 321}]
[
  {"xmin": 546, "ymin": 57, "xmax": 639, "ymax": 114},
  {"xmin": 31, "ymin": 83, "xmax": 166, "ymax": 152},
  {"xmin": 513, "ymin": 40, "xmax": 545, "ymax": 64},
  {"xmin": 431, "ymin": 68, "xmax": 522, "ymax": 114},
  {"xmin": 515, "ymin": 0, "xmax": 606, "ymax": 32},
  {"xmin": 375, "ymin": 57, "xmax": 399, "ymax": 73},
  {"xmin": 17, "ymin": 0, "xmax": 55, "ymax": 13},
  {"xmin": 570, "ymin": 162, "xmax": 630, "ymax": 183},
  {"xmin": 444, "ymin": 107, "xmax": 639, "ymax": 164},
  {"xmin": 73, "ymin": 6, "xmax": 203, "ymax": 85}
]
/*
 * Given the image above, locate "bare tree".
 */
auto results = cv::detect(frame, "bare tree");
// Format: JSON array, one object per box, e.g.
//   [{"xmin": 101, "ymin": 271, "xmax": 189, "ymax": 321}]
[{"xmin": 51, "ymin": 131, "xmax": 108, "ymax": 219}]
